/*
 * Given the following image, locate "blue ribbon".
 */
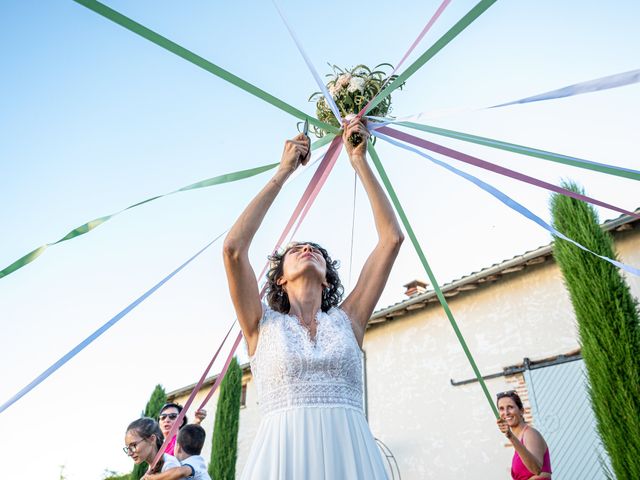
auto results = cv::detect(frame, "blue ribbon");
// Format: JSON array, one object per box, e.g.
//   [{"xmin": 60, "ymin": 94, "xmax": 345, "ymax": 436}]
[
  {"xmin": 376, "ymin": 132, "xmax": 640, "ymax": 277},
  {"xmin": 491, "ymin": 68, "xmax": 640, "ymax": 108},
  {"xmin": 271, "ymin": 0, "xmax": 343, "ymax": 124},
  {"xmin": 0, "ymin": 232, "xmax": 225, "ymax": 415}
]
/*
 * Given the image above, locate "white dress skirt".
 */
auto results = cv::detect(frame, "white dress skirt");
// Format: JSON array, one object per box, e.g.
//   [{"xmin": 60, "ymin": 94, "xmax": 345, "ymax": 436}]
[{"xmin": 240, "ymin": 305, "xmax": 388, "ymax": 480}]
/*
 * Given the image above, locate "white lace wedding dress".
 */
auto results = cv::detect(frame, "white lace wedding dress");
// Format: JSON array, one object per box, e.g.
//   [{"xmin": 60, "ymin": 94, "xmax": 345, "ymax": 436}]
[{"xmin": 240, "ymin": 304, "xmax": 388, "ymax": 479}]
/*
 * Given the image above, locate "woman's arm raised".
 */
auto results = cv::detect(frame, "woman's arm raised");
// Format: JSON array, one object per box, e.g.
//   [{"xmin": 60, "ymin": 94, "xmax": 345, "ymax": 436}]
[
  {"xmin": 340, "ymin": 120, "xmax": 404, "ymax": 346},
  {"xmin": 223, "ymin": 133, "xmax": 310, "ymax": 355}
]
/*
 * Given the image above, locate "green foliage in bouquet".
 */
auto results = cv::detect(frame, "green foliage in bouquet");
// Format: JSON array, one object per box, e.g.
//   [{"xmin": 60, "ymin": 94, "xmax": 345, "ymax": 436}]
[{"xmin": 309, "ymin": 64, "xmax": 404, "ymax": 138}]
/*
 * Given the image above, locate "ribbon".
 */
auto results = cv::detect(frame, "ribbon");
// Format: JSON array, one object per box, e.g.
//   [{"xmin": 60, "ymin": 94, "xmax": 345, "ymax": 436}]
[
  {"xmin": 0, "ymin": 136, "xmax": 335, "ymax": 415},
  {"xmin": 491, "ymin": 68, "xmax": 640, "ymax": 108},
  {"xmin": 367, "ymin": 142, "xmax": 499, "ymax": 418},
  {"xmin": 0, "ymin": 232, "xmax": 225, "ymax": 415},
  {"xmin": 357, "ymin": 0, "xmax": 452, "ymax": 119},
  {"xmin": 364, "ymin": 0, "xmax": 498, "ymax": 115},
  {"xmin": 2, "ymin": 134, "xmax": 333, "ymax": 281},
  {"xmin": 368, "ymin": 67, "xmax": 640, "ymax": 126},
  {"xmin": 377, "ymin": 126, "xmax": 640, "ymax": 220},
  {"xmin": 1, "ymin": 163, "xmax": 279, "ymax": 280},
  {"xmin": 291, "ymin": 137, "xmax": 344, "ymax": 238},
  {"xmin": 375, "ymin": 121, "xmax": 640, "ymax": 181},
  {"xmin": 375, "ymin": 131, "xmax": 640, "ymax": 277},
  {"xmin": 73, "ymin": 0, "xmax": 339, "ymax": 136},
  {"xmin": 149, "ymin": 324, "xmax": 241, "ymax": 470},
  {"xmin": 271, "ymin": 0, "xmax": 342, "ymax": 125},
  {"xmin": 149, "ymin": 137, "xmax": 345, "ymax": 470}
]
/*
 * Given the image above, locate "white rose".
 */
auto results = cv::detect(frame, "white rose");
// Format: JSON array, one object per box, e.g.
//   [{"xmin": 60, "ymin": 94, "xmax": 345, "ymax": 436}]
[{"xmin": 347, "ymin": 76, "xmax": 366, "ymax": 93}]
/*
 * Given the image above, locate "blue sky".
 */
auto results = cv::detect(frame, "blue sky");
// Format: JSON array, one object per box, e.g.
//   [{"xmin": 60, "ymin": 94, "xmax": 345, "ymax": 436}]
[{"xmin": 1, "ymin": 1, "xmax": 638, "ymax": 478}]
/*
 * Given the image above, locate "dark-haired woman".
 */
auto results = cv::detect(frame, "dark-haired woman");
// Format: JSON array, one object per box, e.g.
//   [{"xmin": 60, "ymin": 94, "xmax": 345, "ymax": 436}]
[
  {"xmin": 496, "ymin": 391, "xmax": 552, "ymax": 479},
  {"xmin": 158, "ymin": 402, "xmax": 206, "ymax": 456},
  {"xmin": 124, "ymin": 417, "xmax": 182, "ymax": 475},
  {"xmin": 223, "ymin": 120, "xmax": 403, "ymax": 479}
]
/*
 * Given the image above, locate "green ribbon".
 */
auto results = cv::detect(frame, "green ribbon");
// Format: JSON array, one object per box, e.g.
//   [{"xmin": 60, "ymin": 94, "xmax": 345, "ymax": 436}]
[
  {"xmin": 398, "ymin": 121, "xmax": 640, "ymax": 181},
  {"xmin": 73, "ymin": 0, "xmax": 339, "ymax": 136},
  {"xmin": 2, "ymin": 134, "xmax": 333, "ymax": 280},
  {"xmin": 368, "ymin": 142, "xmax": 499, "ymax": 418},
  {"xmin": 365, "ymin": 0, "xmax": 498, "ymax": 115},
  {"xmin": 1, "ymin": 162, "xmax": 277, "ymax": 279}
]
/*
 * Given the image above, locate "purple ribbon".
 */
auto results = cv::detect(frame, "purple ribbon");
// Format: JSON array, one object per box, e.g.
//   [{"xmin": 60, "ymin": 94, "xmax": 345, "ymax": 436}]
[
  {"xmin": 376, "ymin": 131, "xmax": 640, "ymax": 277},
  {"xmin": 377, "ymin": 126, "xmax": 640, "ymax": 221}
]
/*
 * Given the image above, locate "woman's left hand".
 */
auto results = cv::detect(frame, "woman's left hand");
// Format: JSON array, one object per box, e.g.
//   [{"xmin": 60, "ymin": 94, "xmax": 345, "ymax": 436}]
[
  {"xmin": 194, "ymin": 408, "xmax": 207, "ymax": 424},
  {"xmin": 342, "ymin": 118, "xmax": 370, "ymax": 161}
]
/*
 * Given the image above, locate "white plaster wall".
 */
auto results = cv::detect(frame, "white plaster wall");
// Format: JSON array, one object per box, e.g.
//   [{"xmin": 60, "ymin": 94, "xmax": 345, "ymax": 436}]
[{"xmin": 363, "ymin": 230, "xmax": 640, "ymax": 480}]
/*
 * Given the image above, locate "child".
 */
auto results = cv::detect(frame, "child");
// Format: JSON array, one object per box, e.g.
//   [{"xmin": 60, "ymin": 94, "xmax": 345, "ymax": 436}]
[{"xmin": 143, "ymin": 424, "xmax": 212, "ymax": 480}]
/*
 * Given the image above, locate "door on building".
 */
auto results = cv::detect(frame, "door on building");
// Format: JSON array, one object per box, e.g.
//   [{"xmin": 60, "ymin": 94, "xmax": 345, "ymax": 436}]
[{"xmin": 524, "ymin": 358, "xmax": 612, "ymax": 479}]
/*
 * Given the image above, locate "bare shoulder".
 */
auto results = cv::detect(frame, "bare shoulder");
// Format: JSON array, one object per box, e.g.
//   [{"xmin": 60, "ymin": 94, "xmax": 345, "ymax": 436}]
[{"xmin": 525, "ymin": 425, "xmax": 548, "ymax": 448}]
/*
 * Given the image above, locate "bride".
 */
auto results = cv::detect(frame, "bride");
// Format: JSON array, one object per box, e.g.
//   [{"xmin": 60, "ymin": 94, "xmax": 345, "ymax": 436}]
[{"xmin": 223, "ymin": 119, "xmax": 403, "ymax": 479}]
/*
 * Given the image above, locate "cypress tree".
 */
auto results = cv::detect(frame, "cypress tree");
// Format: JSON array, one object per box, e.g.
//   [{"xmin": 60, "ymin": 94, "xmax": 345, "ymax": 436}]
[
  {"xmin": 551, "ymin": 181, "xmax": 640, "ymax": 479},
  {"xmin": 132, "ymin": 384, "xmax": 167, "ymax": 480},
  {"xmin": 209, "ymin": 357, "xmax": 242, "ymax": 480}
]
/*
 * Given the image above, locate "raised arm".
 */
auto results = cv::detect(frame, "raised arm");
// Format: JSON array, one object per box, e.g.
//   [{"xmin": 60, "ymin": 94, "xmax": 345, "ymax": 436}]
[
  {"xmin": 340, "ymin": 120, "xmax": 404, "ymax": 345},
  {"xmin": 223, "ymin": 133, "xmax": 310, "ymax": 356}
]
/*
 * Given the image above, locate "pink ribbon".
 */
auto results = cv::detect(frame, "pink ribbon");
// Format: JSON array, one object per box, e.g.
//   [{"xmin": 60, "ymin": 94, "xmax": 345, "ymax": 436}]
[
  {"xmin": 357, "ymin": 0, "xmax": 452, "ymax": 120},
  {"xmin": 149, "ymin": 136, "xmax": 345, "ymax": 471},
  {"xmin": 377, "ymin": 126, "xmax": 640, "ymax": 220}
]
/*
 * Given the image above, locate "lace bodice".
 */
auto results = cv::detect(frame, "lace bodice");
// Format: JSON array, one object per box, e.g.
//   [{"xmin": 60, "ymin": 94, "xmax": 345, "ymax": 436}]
[{"xmin": 249, "ymin": 304, "xmax": 364, "ymax": 415}]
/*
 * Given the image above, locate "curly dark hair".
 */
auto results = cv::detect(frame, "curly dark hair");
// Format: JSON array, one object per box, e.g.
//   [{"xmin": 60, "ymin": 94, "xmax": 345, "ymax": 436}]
[{"xmin": 266, "ymin": 241, "xmax": 343, "ymax": 313}]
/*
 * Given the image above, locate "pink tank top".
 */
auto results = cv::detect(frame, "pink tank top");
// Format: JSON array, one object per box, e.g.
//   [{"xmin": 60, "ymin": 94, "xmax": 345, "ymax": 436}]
[
  {"xmin": 511, "ymin": 426, "xmax": 552, "ymax": 480},
  {"xmin": 165, "ymin": 434, "xmax": 177, "ymax": 456}
]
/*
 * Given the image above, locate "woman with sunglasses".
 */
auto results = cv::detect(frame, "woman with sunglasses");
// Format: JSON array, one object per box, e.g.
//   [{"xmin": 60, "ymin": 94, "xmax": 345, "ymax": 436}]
[
  {"xmin": 124, "ymin": 417, "xmax": 183, "ymax": 476},
  {"xmin": 223, "ymin": 120, "xmax": 403, "ymax": 479},
  {"xmin": 158, "ymin": 402, "xmax": 206, "ymax": 456},
  {"xmin": 496, "ymin": 390, "xmax": 552, "ymax": 479}
]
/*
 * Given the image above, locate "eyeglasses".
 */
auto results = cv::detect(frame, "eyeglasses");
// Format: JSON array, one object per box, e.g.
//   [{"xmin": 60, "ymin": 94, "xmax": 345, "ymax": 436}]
[
  {"xmin": 159, "ymin": 412, "xmax": 179, "ymax": 421},
  {"xmin": 123, "ymin": 437, "xmax": 148, "ymax": 455},
  {"xmin": 496, "ymin": 390, "xmax": 517, "ymax": 400}
]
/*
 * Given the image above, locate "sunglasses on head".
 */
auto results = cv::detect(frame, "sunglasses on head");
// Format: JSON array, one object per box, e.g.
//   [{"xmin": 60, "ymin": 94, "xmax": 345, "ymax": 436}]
[
  {"xmin": 159, "ymin": 413, "xmax": 179, "ymax": 421},
  {"xmin": 496, "ymin": 390, "xmax": 517, "ymax": 400}
]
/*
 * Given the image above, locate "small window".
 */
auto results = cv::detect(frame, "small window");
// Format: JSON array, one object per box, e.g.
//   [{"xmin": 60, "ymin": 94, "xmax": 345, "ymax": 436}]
[{"xmin": 240, "ymin": 384, "xmax": 247, "ymax": 408}]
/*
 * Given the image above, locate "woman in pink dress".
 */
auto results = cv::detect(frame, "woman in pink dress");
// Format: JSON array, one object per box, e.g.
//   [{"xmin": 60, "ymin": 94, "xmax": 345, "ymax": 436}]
[
  {"xmin": 158, "ymin": 402, "xmax": 207, "ymax": 456},
  {"xmin": 497, "ymin": 390, "xmax": 552, "ymax": 479}
]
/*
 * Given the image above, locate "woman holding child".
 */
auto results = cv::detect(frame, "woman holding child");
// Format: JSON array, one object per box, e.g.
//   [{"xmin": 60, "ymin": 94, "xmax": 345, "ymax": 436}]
[{"xmin": 124, "ymin": 418, "xmax": 211, "ymax": 480}]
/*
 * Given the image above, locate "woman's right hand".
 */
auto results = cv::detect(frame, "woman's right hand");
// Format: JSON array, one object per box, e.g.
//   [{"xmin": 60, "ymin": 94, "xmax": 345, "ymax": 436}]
[
  {"xmin": 279, "ymin": 133, "xmax": 310, "ymax": 174},
  {"xmin": 497, "ymin": 418, "xmax": 513, "ymax": 439}
]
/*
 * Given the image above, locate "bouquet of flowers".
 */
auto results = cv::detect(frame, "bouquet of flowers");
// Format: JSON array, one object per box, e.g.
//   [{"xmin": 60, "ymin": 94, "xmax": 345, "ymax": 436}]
[{"xmin": 309, "ymin": 63, "xmax": 403, "ymax": 143}]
